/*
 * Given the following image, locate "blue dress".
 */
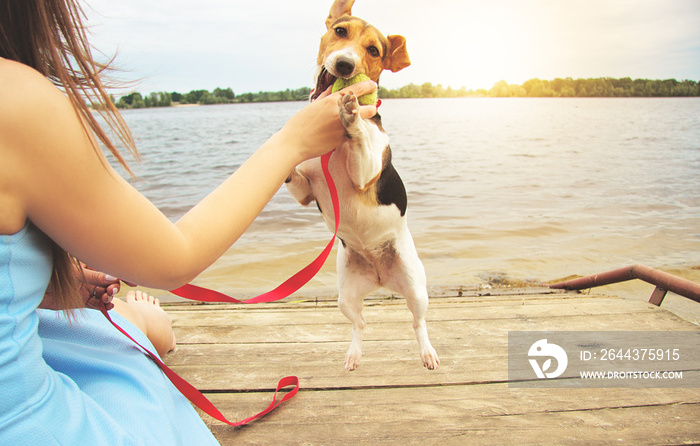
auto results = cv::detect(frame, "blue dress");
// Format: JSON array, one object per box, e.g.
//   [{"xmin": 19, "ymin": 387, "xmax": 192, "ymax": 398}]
[{"xmin": 0, "ymin": 222, "xmax": 219, "ymax": 445}]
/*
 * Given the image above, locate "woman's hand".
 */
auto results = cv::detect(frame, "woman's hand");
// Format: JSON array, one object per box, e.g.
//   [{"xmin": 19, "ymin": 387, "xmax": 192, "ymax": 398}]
[
  {"xmin": 78, "ymin": 264, "xmax": 120, "ymax": 311},
  {"xmin": 40, "ymin": 262, "xmax": 120, "ymax": 311},
  {"xmin": 276, "ymin": 80, "xmax": 378, "ymax": 162}
]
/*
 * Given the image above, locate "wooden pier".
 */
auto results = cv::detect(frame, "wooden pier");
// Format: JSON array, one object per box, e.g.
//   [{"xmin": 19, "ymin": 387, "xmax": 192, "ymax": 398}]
[{"xmin": 163, "ymin": 287, "xmax": 700, "ymax": 445}]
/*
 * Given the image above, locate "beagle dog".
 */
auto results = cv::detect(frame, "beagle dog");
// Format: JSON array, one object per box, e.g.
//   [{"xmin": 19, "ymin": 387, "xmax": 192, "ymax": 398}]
[{"xmin": 286, "ymin": 0, "xmax": 439, "ymax": 371}]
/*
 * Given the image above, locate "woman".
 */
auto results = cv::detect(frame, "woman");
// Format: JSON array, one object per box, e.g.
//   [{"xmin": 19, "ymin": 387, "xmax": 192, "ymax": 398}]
[{"xmin": 0, "ymin": 0, "xmax": 377, "ymax": 444}]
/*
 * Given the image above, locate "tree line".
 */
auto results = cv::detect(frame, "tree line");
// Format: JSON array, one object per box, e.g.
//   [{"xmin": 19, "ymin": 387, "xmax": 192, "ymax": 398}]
[
  {"xmin": 380, "ymin": 78, "xmax": 699, "ymax": 99},
  {"xmin": 113, "ymin": 77, "xmax": 699, "ymax": 109},
  {"xmin": 114, "ymin": 87, "xmax": 312, "ymax": 109}
]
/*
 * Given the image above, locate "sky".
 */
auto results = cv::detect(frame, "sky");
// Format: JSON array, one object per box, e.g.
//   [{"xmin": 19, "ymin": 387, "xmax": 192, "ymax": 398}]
[{"xmin": 83, "ymin": 0, "xmax": 700, "ymax": 96}]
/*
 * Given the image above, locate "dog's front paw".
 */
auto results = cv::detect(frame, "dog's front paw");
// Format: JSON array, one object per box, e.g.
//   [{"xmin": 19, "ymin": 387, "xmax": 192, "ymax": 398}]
[
  {"xmin": 338, "ymin": 92, "xmax": 360, "ymax": 129},
  {"xmin": 421, "ymin": 345, "xmax": 440, "ymax": 370}
]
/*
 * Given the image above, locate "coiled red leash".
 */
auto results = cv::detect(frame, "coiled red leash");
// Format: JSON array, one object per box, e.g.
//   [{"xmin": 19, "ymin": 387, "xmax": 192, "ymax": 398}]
[
  {"xmin": 102, "ymin": 150, "xmax": 339, "ymax": 426},
  {"xmin": 100, "ymin": 306, "xmax": 299, "ymax": 426}
]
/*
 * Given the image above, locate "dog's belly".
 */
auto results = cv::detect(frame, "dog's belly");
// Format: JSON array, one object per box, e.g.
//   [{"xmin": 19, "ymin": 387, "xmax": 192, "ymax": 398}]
[
  {"xmin": 298, "ymin": 156, "xmax": 407, "ymax": 253},
  {"xmin": 341, "ymin": 237, "xmax": 400, "ymax": 280},
  {"xmin": 335, "ymin": 204, "xmax": 404, "ymax": 251}
]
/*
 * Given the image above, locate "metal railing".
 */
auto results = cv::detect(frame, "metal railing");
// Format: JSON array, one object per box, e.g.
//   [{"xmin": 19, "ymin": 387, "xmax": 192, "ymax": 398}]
[{"xmin": 550, "ymin": 265, "xmax": 700, "ymax": 306}]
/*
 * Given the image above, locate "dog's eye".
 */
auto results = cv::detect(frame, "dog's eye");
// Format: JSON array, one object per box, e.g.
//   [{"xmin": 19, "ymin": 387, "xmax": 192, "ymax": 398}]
[
  {"xmin": 335, "ymin": 27, "xmax": 347, "ymax": 38},
  {"xmin": 367, "ymin": 46, "xmax": 380, "ymax": 58}
]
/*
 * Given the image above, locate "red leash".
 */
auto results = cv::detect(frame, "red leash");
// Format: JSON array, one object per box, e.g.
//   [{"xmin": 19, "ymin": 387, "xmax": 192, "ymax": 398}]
[
  {"xmin": 103, "ymin": 150, "xmax": 339, "ymax": 426},
  {"xmin": 100, "ymin": 306, "xmax": 299, "ymax": 426},
  {"xmin": 170, "ymin": 150, "xmax": 339, "ymax": 304}
]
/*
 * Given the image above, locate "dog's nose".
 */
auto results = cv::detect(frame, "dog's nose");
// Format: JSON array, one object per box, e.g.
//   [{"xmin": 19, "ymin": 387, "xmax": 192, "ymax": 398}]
[{"xmin": 335, "ymin": 56, "xmax": 355, "ymax": 77}]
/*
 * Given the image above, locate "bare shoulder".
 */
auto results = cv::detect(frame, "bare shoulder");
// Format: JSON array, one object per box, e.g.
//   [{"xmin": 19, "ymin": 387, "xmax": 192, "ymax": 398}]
[
  {"xmin": 0, "ymin": 58, "xmax": 89, "ymax": 160},
  {"xmin": 0, "ymin": 58, "xmax": 73, "ymax": 130},
  {"xmin": 0, "ymin": 58, "xmax": 54, "ymax": 105}
]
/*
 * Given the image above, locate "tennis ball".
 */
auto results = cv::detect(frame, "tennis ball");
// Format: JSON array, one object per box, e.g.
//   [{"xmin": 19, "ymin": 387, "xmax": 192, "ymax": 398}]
[{"xmin": 332, "ymin": 73, "xmax": 378, "ymax": 105}]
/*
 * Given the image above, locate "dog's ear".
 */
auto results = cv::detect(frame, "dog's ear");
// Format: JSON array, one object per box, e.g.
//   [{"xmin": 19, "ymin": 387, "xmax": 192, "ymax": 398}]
[
  {"xmin": 326, "ymin": 0, "xmax": 355, "ymax": 29},
  {"xmin": 384, "ymin": 35, "xmax": 411, "ymax": 73}
]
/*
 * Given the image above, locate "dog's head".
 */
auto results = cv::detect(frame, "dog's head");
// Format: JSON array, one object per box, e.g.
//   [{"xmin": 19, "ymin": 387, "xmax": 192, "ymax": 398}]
[{"xmin": 312, "ymin": 0, "xmax": 410, "ymax": 100}]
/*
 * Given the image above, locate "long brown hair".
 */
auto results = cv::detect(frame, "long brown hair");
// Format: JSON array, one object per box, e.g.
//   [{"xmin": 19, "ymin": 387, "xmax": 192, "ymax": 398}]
[{"xmin": 0, "ymin": 0, "xmax": 138, "ymax": 309}]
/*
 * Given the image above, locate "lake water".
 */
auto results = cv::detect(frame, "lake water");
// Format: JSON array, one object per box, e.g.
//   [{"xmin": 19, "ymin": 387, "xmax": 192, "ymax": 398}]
[{"xmin": 116, "ymin": 98, "xmax": 700, "ymax": 319}]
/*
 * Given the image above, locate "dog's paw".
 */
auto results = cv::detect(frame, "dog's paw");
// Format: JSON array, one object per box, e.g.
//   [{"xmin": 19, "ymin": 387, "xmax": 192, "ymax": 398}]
[
  {"xmin": 421, "ymin": 346, "xmax": 440, "ymax": 370},
  {"xmin": 338, "ymin": 92, "xmax": 360, "ymax": 129},
  {"xmin": 344, "ymin": 345, "xmax": 363, "ymax": 371}
]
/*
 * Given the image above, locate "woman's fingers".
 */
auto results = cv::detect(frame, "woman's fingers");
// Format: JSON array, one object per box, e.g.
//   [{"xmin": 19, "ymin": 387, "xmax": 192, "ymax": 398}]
[
  {"xmin": 336, "ymin": 79, "xmax": 377, "ymax": 97},
  {"xmin": 278, "ymin": 79, "xmax": 379, "ymax": 161},
  {"xmin": 78, "ymin": 266, "xmax": 120, "ymax": 309}
]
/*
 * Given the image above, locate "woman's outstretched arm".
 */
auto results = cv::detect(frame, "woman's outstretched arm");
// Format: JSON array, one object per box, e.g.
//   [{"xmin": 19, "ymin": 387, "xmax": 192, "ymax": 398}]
[{"xmin": 0, "ymin": 58, "xmax": 376, "ymax": 289}]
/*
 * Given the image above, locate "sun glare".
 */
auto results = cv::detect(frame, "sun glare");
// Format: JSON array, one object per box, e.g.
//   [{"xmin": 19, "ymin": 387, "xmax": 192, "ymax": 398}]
[
  {"xmin": 400, "ymin": 2, "xmax": 550, "ymax": 91},
  {"xmin": 465, "ymin": 13, "xmax": 536, "ymax": 88}
]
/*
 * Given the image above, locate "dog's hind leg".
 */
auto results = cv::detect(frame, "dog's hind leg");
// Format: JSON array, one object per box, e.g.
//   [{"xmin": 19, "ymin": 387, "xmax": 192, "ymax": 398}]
[
  {"xmin": 384, "ymin": 233, "xmax": 440, "ymax": 370},
  {"xmin": 403, "ymin": 280, "xmax": 440, "ymax": 370},
  {"xmin": 337, "ymin": 243, "xmax": 380, "ymax": 371}
]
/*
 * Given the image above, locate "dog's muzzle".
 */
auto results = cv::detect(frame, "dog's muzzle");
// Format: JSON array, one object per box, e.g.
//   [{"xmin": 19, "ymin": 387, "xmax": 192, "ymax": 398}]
[{"xmin": 334, "ymin": 55, "xmax": 355, "ymax": 77}]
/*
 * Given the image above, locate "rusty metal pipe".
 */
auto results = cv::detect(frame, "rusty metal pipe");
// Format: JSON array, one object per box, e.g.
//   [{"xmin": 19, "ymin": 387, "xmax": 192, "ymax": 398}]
[{"xmin": 550, "ymin": 265, "xmax": 700, "ymax": 304}]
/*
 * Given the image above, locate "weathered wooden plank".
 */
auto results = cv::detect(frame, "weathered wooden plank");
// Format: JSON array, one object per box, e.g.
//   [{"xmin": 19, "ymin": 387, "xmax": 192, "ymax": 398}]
[
  {"xmin": 166, "ymin": 296, "xmax": 647, "ymax": 327},
  {"xmin": 196, "ymin": 384, "xmax": 700, "ymax": 445},
  {"xmin": 168, "ymin": 352, "xmax": 700, "ymax": 392},
  {"xmin": 161, "ymin": 289, "xmax": 601, "ymax": 315},
  {"xmin": 170, "ymin": 303, "xmax": 693, "ymax": 345},
  {"xmin": 166, "ymin": 354, "xmax": 504, "ymax": 391},
  {"xmin": 162, "ymin": 286, "xmax": 570, "ymax": 306}
]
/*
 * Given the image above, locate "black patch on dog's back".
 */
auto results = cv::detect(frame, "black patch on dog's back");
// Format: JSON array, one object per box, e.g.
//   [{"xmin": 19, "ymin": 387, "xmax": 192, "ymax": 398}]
[{"xmin": 376, "ymin": 149, "xmax": 407, "ymax": 217}]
